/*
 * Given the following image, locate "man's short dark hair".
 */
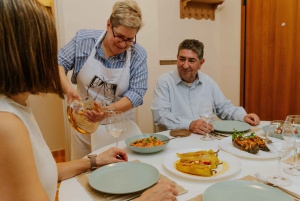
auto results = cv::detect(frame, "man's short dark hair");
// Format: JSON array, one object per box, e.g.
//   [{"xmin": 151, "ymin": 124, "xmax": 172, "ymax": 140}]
[{"xmin": 177, "ymin": 39, "xmax": 204, "ymax": 60}]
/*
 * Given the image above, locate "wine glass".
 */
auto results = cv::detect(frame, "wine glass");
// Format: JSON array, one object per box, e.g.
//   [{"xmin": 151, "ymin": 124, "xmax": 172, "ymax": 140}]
[
  {"xmin": 106, "ymin": 111, "xmax": 126, "ymax": 147},
  {"xmin": 100, "ymin": 98, "xmax": 115, "ymax": 112},
  {"xmin": 283, "ymin": 115, "xmax": 300, "ymax": 176},
  {"xmin": 198, "ymin": 100, "xmax": 216, "ymax": 141},
  {"xmin": 264, "ymin": 120, "xmax": 295, "ymax": 186}
]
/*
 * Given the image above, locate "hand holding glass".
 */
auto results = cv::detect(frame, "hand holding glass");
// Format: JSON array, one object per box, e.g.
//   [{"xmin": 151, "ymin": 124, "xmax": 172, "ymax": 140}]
[
  {"xmin": 106, "ymin": 111, "xmax": 126, "ymax": 147},
  {"xmin": 198, "ymin": 100, "xmax": 216, "ymax": 141}
]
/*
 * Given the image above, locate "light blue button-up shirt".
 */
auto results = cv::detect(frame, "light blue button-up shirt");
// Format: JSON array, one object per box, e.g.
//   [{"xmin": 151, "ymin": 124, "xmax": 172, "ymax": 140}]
[{"xmin": 151, "ymin": 70, "xmax": 247, "ymax": 130}]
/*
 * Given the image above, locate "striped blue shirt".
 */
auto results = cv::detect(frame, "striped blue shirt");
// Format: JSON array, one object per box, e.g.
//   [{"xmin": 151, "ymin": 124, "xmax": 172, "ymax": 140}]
[{"xmin": 58, "ymin": 29, "xmax": 148, "ymax": 107}]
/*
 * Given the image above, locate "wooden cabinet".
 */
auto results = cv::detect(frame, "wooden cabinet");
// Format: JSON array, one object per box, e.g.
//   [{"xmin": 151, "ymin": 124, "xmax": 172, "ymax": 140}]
[{"xmin": 241, "ymin": 0, "xmax": 300, "ymax": 120}]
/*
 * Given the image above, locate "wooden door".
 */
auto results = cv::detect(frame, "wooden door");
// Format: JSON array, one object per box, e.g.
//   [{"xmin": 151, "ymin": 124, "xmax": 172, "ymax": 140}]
[{"xmin": 241, "ymin": 0, "xmax": 300, "ymax": 120}]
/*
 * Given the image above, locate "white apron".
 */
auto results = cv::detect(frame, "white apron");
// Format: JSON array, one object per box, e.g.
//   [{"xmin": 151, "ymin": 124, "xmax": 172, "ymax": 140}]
[{"xmin": 71, "ymin": 31, "xmax": 135, "ymax": 160}]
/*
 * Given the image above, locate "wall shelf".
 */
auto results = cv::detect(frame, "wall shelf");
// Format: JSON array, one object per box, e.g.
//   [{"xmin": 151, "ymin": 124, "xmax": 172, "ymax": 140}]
[{"xmin": 180, "ymin": 0, "xmax": 224, "ymax": 21}]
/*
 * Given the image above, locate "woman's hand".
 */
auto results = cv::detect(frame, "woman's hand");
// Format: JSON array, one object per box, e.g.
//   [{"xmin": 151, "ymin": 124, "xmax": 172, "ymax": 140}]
[
  {"xmin": 85, "ymin": 102, "xmax": 107, "ymax": 123},
  {"xmin": 66, "ymin": 88, "xmax": 81, "ymax": 103},
  {"xmin": 135, "ymin": 180, "xmax": 178, "ymax": 201},
  {"xmin": 96, "ymin": 147, "xmax": 128, "ymax": 167}
]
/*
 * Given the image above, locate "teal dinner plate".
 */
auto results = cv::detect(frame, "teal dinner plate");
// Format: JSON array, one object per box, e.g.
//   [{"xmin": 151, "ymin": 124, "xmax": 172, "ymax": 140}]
[
  {"xmin": 125, "ymin": 133, "xmax": 170, "ymax": 153},
  {"xmin": 212, "ymin": 120, "xmax": 251, "ymax": 133},
  {"xmin": 203, "ymin": 180, "xmax": 293, "ymax": 201},
  {"xmin": 89, "ymin": 161, "xmax": 159, "ymax": 194}
]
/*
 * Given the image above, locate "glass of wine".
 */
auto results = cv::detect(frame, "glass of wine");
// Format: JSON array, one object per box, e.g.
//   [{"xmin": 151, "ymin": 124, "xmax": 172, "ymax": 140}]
[
  {"xmin": 106, "ymin": 111, "xmax": 126, "ymax": 147},
  {"xmin": 264, "ymin": 120, "xmax": 295, "ymax": 186},
  {"xmin": 198, "ymin": 100, "xmax": 216, "ymax": 141},
  {"xmin": 283, "ymin": 115, "xmax": 300, "ymax": 176}
]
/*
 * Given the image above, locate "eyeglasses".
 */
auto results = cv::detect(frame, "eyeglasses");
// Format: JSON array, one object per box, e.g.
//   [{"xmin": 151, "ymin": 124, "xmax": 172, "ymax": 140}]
[{"xmin": 111, "ymin": 26, "xmax": 136, "ymax": 46}]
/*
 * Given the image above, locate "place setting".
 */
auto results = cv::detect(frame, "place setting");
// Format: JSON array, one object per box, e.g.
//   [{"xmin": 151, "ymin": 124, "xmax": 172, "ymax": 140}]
[
  {"xmin": 75, "ymin": 160, "xmax": 188, "ymax": 201},
  {"xmin": 63, "ymin": 107, "xmax": 300, "ymax": 201}
]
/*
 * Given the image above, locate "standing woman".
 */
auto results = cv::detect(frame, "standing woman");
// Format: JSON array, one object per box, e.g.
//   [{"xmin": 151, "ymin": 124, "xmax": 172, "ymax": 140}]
[
  {"xmin": 58, "ymin": 0, "xmax": 148, "ymax": 160},
  {"xmin": 0, "ymin": 1, "xmax": 177, "ymax": 200}
]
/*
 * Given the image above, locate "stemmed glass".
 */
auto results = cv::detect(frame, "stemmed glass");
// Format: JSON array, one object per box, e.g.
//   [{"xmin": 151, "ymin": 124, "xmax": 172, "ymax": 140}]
[
  {"xmin": 264, "ymin": 120, "xmax": 295, "ymax": 186},
  {"xmin": 106, "ymin": 111, "xmax": 126, "ymax": 147},
  {"xmin": 283, "ymin": 115, "xmax": 300, "ymax": 176},
  {"xmin": 198, "ymin": 100, "xmax": 216, "ymax": 141}
]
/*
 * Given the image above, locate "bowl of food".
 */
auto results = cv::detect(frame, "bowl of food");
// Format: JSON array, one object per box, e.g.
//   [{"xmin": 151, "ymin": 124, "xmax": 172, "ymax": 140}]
[{"xmin": 125, "ymin": 133, "xmax": 170, "ymax": 153}]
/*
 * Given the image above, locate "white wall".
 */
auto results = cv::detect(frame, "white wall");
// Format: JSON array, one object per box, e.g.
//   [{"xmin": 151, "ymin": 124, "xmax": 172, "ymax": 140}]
[
  {"xmin": 29, "ymin": 94, "xmax": 65, "ymax": 151},
  {"xmin": 55, "ymin": 0, "xmax": 241, "ymax": 136}
]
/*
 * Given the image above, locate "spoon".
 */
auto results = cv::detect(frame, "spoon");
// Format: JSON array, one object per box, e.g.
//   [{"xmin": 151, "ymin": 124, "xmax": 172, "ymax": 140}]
[{"xmin": 162, "ymin": 136, "xmax": 180, "ymax": 143}]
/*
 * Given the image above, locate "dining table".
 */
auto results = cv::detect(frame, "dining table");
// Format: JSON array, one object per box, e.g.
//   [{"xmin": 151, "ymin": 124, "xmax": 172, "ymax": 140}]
[{"xmin": 59, "ymin": 121, "xmax": 300, "ymax": 201}]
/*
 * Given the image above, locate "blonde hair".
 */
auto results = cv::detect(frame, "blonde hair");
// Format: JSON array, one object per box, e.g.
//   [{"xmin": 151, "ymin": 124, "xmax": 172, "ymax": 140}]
[
  {"xmin": 110, "ymin": 0, "xmax": 143, "ymax": 31},
  {"xmin": 0, "ymin": 0, "xmax": 64, "ymax": 98}
]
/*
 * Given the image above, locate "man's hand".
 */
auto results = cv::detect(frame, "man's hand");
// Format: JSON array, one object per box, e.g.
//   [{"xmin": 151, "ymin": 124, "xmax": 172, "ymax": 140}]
[
  {"xmin": 136, "ymin": 180, "xmax": 178, "ymax": 201},
  {"xmin": 244, "ymin": 113, "xmax": 260, "ymax": 126},
  {"xmin": 189, "ymin": 119, "xmax": 214, "ymax": 135}
]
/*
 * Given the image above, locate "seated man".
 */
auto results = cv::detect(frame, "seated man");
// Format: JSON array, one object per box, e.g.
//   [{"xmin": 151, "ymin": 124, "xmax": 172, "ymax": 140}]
[{"xmin": 151, "ymin": 39, "xmax": 260, "ymax": 135}]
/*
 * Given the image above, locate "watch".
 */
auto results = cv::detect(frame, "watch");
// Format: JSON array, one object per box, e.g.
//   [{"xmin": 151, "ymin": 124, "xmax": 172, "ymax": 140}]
[{"xmin": 87, "ymin": 154, "xmax": 97, "ymax": 171}]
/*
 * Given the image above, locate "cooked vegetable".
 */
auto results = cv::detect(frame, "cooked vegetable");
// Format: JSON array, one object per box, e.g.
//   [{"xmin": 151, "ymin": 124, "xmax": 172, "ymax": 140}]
[
  {"xmin": 177, "ymin": 149, "xmax": 219, "ymax": 169},
  {"xmin": 175, "ymin": 149, "xmax": 219, "ymax": 176},
  {"xmin": 232, "ymin": 129, "xmax": 269, "ymax": 154},
  {"xmin": 176, "ymin": 162, "xmax": 216, "ymax": 177}
]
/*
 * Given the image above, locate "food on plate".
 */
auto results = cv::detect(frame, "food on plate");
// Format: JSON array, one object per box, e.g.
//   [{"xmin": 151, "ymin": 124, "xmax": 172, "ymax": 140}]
[
  {"xmin": 175, "ymin": 149, "xmax": 220, "ymax": 176},
  {"xmin": 232, "ymin": 130, "xmax": 269, "ymax": 154},
  {"xmin": 130, "ymin": 136, "xmax": 164, "ymax": 147}
]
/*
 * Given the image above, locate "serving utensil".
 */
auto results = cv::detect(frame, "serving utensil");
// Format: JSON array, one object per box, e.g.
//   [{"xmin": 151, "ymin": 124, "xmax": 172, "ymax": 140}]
[
  {"xmin": 254, "ymin": 172, "xmax": 300, "ymax": 200},
  {"xmin": 212, "ymin": 132, "xmax": 230, "ymax": 137},
  {"xmin": 162, "ymin": 136, "xmax": 180, "ymax": 143}
]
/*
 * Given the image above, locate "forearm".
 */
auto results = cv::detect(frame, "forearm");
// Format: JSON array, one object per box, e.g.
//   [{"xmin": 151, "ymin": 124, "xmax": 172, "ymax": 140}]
[
  {"xmin": 112, "ymin": 97, "xmax": 133, "ymax": 112},
  {"xmin": 152, "ymin": 109, "xmax": 192, "ymax": 130},
  {"xmin": 57, "ymin": 158, "xmax": 90, "ymax": 182},
  {"xmin": 58, "ymin": 65, "xmax": 74, "ymax": 94}
]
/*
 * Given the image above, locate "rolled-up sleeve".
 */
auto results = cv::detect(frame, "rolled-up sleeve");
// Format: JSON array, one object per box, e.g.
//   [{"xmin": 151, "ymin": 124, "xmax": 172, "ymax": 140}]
[
  {"xmin": 58, "ymin": 36, "xmax": 77, "ymax": 73},
  {"xmin": 124, "ymin": 46, "xmax": 148, "ymax": 108}
]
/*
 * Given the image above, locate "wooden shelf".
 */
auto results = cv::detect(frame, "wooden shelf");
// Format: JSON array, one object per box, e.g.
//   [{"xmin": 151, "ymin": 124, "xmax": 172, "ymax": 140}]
[
  {"xmin": 38, "ymin": 0, "xmax": 53, "ymax": 14},
  {"xmin": 180, "ymin": 0, "xmax": 224, "ymax": 21}
]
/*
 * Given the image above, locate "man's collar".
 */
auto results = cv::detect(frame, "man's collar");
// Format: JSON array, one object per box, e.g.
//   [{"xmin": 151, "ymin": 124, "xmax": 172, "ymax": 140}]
[{"xmin": 174, "ymin": 70, "xmax": 202, "ymax": 85}]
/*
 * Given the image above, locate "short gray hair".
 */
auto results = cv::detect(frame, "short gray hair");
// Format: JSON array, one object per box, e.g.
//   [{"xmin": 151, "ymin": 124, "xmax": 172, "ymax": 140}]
[
  {"xmin": 178, "ymin": 39, "xmax": 204, "ymax": 60},
  {"xmin": 110, "ymin": 0, "xmax": 143, "ymax": 31}
]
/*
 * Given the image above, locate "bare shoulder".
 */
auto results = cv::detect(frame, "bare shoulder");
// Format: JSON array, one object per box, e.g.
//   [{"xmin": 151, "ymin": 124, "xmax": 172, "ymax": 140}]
[
  {"xmin": 0, "ymin": 111, "xmax": 30, "ymax": 146},
  {"xmin": 0, "ymin": 111, "xmax": 27, "ymax": 133}
]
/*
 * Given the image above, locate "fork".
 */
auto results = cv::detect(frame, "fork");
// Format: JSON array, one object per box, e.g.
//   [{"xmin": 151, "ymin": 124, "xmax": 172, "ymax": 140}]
[
  {"xmin": 254, "ymin": 173, "xmax": 300, "ymax": 200},
  {"xmin": 162, "ymin": 136, "xmax": 180, "ymax": 143}
]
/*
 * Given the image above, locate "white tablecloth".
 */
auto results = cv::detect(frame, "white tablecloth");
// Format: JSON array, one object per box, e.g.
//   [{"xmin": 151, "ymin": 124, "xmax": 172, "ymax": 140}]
[{"xmin": 59, "ymin": 121, "xmax": 300, "ymax": 201}]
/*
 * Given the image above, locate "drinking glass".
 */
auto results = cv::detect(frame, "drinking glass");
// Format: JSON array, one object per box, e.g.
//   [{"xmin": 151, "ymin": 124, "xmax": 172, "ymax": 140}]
[
  {"xmin": 106, "ymin": 111, "xmax": 126, "ymax": 147},
  {"xmin": 198, "ymin": 100, "xmax": 216, "ymax": 141},
  {"xmin": 283, "ymin": 115, "xmax": 300, "ymax": 176},
  {"xmin": 265, "ymin": 120, "xmax": 295, "ymax": 186}
]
